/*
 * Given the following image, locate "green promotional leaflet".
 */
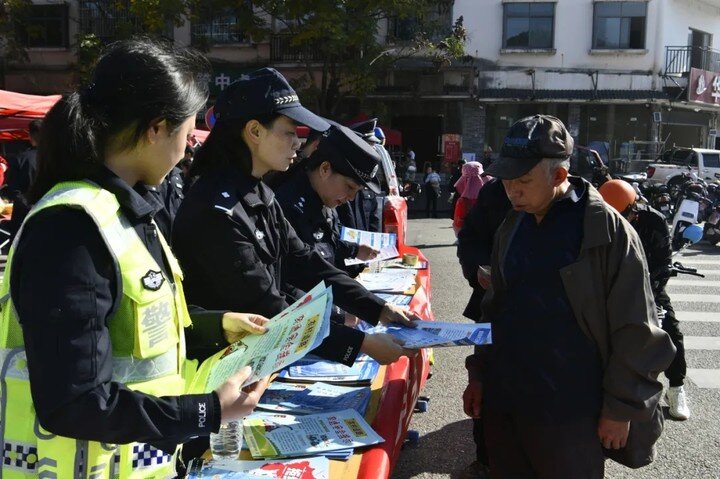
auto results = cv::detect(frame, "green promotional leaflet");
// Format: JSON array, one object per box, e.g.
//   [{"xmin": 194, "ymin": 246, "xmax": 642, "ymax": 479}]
[{"xmin": 189, "ymin": 283, "xmax": 333, "ymax": 392}]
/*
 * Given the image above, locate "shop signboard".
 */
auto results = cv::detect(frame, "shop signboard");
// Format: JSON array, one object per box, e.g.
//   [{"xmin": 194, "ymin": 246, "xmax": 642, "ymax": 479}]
[
  {"xmin": 442, "ymin": 133, "xmax": 461, "ymax": 163},
  {"xmin": 688, "ymin": 68, "xmax": 720, "ymax": 106},
  {"xmin": 204, "ymin": 62, "xmax": 266, "ymax": 96}
]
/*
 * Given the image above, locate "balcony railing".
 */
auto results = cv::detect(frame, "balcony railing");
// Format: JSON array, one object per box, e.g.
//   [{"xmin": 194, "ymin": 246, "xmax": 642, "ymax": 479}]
[
  {"xmin": 665, "ymin": 45, "xmax": 720, "ymax": 75},
  {"xmin": 270, "ymin": 33, "xmax": 324, "ymax": 62}
]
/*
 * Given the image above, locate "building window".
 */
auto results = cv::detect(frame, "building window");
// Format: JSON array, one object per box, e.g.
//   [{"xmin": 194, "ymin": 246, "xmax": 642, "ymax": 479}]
[
  {"xmin": 192, "ymin": 2, "xmax": 251, "ymax": 45},
  {"xmin": 16, "ymin": 3, "xmax": 69, "ymax": 48},
  {"xmin": 78, "ymin": 1, "xmax": 173, "ymax": 43},
  {"xmin": 502, "ymin": 2, "xmax": 555, "ymax": 49},
  {"xmin": 593, "ymin": 1, "xmax": 647, "ymax": 49}
]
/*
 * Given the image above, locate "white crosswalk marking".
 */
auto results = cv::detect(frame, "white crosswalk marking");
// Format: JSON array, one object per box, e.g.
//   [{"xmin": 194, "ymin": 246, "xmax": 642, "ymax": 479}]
[
  {"xmin": 675, "ymin": 311, "xmax": 720, "ymax": 322},
  {"xmin": 684, "ymin": 336, "xmax": 720, "ymax": 350},
  {"xmin": 671, "ymin": 294, "xmax": 720, "ymax": 303},
  {"xmin": 668, "ymin": 280, "xmax": 720, "ymax": 287},
  {"xmin": 675, "ymin": 259, "xmax": 720, "ymax": 265},
  {"xmin": 687, "ymin": 369, "xmax": 720, "ymax": 388}
]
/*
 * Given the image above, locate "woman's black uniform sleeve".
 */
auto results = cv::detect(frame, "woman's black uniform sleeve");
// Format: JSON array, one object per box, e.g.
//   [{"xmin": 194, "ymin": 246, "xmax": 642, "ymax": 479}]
[
  {"xmin": 10, "ymin": 208, "xmax": 220, "ymax": 451},
  {"xmin": 281, "ymin": 217, "xmax": 386, "ymax": 322}
]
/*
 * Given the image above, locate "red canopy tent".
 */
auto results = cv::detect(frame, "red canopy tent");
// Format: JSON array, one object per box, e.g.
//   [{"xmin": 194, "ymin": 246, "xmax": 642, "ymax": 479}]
[
  {"xmin": 0, "ymin": 90, "xmax": 61, "ymax": 142},
  {"xmin": 1, "ymin": 89, "xmax": 211, "ymax": 143}
]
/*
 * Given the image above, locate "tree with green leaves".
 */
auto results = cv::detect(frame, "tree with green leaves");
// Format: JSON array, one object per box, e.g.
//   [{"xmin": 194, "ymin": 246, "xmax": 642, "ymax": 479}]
[{"xmin": 195, "ymin": 0, "xmax": 467, "ymax": 115}]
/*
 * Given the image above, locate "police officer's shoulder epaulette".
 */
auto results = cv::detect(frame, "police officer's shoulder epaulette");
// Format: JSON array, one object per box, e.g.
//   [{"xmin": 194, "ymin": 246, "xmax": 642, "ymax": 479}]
[{"xmin": 212, "ymin": 189, "xmax": 238, "ymax": 214}]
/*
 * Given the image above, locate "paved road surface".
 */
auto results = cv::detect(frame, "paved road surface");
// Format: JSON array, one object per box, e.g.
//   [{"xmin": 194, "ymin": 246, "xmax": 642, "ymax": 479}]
[{"xmin": 393, "ymin": 218, "xmax": 720, "ymax": 479}]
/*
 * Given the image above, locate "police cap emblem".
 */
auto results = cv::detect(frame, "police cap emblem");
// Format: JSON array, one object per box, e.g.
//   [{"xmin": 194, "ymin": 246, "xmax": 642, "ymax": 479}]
[
  {"xmin": 142, "ymin": 270, "xmax": 164, "ymax": 291},
  {"xmin": 313, "ymin": 230, "xmax": 324, "ymax": 240}
]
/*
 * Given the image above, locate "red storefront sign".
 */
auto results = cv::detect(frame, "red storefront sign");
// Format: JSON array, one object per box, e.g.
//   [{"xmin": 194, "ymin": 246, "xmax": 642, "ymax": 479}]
[
  {"xmin": 688, "ymin": 68, "xmax": 720, "ymax": 106},
  {"xmin": 442, "ymin": 134, "xmax": 461, "ymax": 163}
]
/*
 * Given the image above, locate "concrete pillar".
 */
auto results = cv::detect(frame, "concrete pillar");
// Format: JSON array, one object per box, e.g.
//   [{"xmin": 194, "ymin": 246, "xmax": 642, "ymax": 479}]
[
  {"xmin": 567, "ymin": 104, "xmax": 581, "ymax": 141},
  {"xmin": 462, "ymin": 100, "xmax": 486, "ymax": 160}
]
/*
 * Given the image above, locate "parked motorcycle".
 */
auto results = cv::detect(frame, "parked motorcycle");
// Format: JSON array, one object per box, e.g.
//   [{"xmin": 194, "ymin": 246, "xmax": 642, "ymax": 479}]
[
  {"xmin": 670, "ymin": 182, "xmax": 712, "ymax": 250},
  {"xmin": 400, "ymin": 181, "xmax": 422, "ymax": 202},
  {"xmin": 640, "ymin": 183, "xmax": 673, "ymax": 220}
]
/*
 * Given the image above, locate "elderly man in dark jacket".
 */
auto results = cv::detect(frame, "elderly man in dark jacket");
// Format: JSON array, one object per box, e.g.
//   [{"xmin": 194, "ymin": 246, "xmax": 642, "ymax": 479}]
[{"xmin": 463, "ymin": 115, "xmax": 675, "ymax": 479}]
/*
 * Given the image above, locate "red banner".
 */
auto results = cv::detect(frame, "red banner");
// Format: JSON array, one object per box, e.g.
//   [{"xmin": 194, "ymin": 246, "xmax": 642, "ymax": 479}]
[{"xmin": 688, "ymin": 68, "xmax": 720, "ymax": 106}]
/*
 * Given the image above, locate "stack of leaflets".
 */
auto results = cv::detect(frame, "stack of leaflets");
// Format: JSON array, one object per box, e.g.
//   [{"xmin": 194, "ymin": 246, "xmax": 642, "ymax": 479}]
[
  {"xmin": 188, "ymin": 283, "xmax": 333, "ymax": 392},
  {"xmin": 357, "ymin": 269, "xmax": 417, "ymax": 293},
  {"xmin": 375, "ymin": 292, "xmax": 412, "ymax": 306},
  {"xmin": 382, "ymin": 258, "xmax": 429, "ymax": 270},
  {"xmin": 187, "ymin": 456, "xmax": 329, "ymax": 479},
  {"xmin": 257, "ymin": 382, "xmax": 372, "ymax": 416},
  {"xmin": 367, "ymin": 321, "xmax": 492, "ymax": 348},
  {"xmin": 276, "ymin": 354, "xmax": 380, "ymax": 385},
  {"xmin": 242, "ymin": 409, "xmax": 383, "ymax": 460}
]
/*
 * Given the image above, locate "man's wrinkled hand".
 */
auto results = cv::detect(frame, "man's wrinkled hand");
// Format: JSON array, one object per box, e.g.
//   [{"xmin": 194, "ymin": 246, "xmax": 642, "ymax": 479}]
[
  {"xmin": 222, "ymin": 312, "xmax": 269, "ymax": 343},
  {"xmin": 357, "ymin": 244, "xmax": 380, "ymax": 261},
  {"xmin": 476, "ymin": 265, "xmax": 491, "ymax": 290},
  {"xmin": 598, "ymin": 417, "xmax": 630, "ymax": 450},
  {"xmin": 378, "ymin": 303, "xmax": 420, "ymax": 328},
  {"xmin": 463, "ymin": 380, "xmax": 483, "ymax": 418}
]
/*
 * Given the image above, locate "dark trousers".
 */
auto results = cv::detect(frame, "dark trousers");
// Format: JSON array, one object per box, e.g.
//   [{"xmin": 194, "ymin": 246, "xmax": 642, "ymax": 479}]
[
  {"xmin": 657, "ymin": 288, "xmax": 686, "ymax": 387},
  {"xmin": 483, "ymin": 409, "xmax": 604, "ymax": 479},
  {"xmin": 425, "ymin": 188, "xmax": 438, "ymax": 218}
]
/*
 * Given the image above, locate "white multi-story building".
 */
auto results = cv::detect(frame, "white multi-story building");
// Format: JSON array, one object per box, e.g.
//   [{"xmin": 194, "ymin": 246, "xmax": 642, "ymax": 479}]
[{"xmin": 455, "ymin": 0, "xmax": 720, "ymax": 159}]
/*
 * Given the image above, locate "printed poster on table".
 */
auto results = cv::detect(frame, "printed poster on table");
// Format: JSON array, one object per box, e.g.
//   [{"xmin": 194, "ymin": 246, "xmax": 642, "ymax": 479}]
[
  {"xmin": 186, "ymin": 456, "xmax": 329, "ymax": 479},
  {"xmin": 189, "ymin": 283, "xmax": 332, "ymax": 392},
  {"xmin": 340, "ymin": 226, "xmax": 396, "ymax": 249},
  {"xmin": 243, "ymin": 409, "xmax": 383, "ymax": 459}
]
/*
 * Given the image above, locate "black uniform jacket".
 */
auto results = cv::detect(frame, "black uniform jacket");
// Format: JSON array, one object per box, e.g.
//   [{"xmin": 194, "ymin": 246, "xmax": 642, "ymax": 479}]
[
  {"xmin": 10, "ymin": 167, "xmax": 224, "ymax": 453},
  {"xmin": 274, "ymin": 170, "xmax": 360, "ymax": 275},
  {"xmin": 172, "ymin": 166, "xmax": 386, "ymax": 366},
  {"xmin": 631, "ymin": 204, "xmax": 672, "ymax": 295},
  {"xmin": 456, "ymin": 179, "xmax": 512, "ymax": 321}
]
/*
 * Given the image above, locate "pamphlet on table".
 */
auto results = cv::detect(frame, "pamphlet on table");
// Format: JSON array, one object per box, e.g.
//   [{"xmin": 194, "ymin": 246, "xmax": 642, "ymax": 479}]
[
  {"xmin": 276, "ymin": 354, "xmax": 379, "ymax": 385},
  {"xmin": 189, "ymin": 283, "xmax": 332, "ymax": 392},
  {"xmin": 357, "ymin": 269, "xmax": 416, "ymax": 293},
  {"xmin": 257, "ymin": 382, "xmax": 372, "ymax": 416},
  {"xmin": 243, "ymin": 409, "xmax": 383, "ymax": 459},
  {"xmin": 367, "ymin": 321, "xmax": 492, "ymax": 348},
  {"xmin": 375, "ymin": 293, "xmax": 412, "ymax": 306},
  {"xmin": 187, "ymin": 456, "xmax": 329, "ymax": 479}
]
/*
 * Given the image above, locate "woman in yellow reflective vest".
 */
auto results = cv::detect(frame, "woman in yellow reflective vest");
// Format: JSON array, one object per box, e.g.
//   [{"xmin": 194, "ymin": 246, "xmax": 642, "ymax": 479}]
[{"xmin": 0, "ymin": 39, "xmax": 269, "ymax": 479}]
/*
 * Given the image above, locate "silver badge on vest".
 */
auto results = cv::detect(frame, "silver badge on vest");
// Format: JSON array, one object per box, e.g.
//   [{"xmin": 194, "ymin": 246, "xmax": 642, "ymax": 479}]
[
  {"xmin": 255, "ymin": 229, "xmax": 265, "ymax": 240},
  {"xmin": 313, "ymin": 230, "xmax": 324, "ymax": 240},
  {"xmin": 142, "ymin": 270, "xmax": 164, "ymax": 291}
]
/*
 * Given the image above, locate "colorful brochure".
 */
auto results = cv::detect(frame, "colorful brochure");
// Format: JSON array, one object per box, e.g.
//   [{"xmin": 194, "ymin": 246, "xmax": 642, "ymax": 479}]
[
  {"xmin": 367, "ymin": 321, "xmax": 492, "ymax": 348},
  {"xmin": 257, "ymin": 382, "xmax": 371, "ymax": 416},
  {"xmin": 189, "ymin": 283, "xmax": 332, "ymax": 392},
  {"xmin": 276, "ymin": 354, "xmax": 380, "ymax": 385},
  {"xmin": 243, "ymin": 409, "xmax": 383, "ymax": 459},
  {"xmin": 340, "ymin": 226, "xmax": 396, "ymax": 249},
  {"xmin": 187, "ymin": 456, "xmax": 329, "ymax": 479}
]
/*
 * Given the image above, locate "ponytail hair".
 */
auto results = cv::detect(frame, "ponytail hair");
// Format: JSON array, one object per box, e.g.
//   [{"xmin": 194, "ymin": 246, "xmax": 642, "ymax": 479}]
[{"xmin": 30, "ymin": 38, "xmax": 210, "ymax": 203}]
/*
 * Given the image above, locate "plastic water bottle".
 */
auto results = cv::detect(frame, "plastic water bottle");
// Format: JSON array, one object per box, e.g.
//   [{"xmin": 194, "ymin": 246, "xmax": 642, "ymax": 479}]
[{"xmin": 209, "ymin": 420, "xmax": 242, "ymax": 458}]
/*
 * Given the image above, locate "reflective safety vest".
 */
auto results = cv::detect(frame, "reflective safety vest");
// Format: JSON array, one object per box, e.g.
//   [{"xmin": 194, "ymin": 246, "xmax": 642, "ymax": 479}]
[{"xmin": 0, "ymin": 181, "xmax": 195, "ymax": 479}]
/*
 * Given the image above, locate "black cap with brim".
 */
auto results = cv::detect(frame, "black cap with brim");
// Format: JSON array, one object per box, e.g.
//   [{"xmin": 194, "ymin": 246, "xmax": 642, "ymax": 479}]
[
  {"xmin": 487, "ymin": 114, "xmax": 574, "ymax": 180},
  {"xmin": 318, "ymin": 125, "xmax": 382, "ymax": 194},
  {"xmin": 278, "ymin": 104, "xmax": 330, "ymax": 132},
  {"xmin": 214, "ymin": 67, "xmax": 330, "ymax": 132},
  {"xmin": 485, "ymin": 156, "xmax": 543, "ymax": 180}
]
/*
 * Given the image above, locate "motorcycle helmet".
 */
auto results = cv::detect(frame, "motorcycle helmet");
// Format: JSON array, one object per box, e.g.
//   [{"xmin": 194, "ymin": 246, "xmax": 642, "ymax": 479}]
[{"xmin": 598, "ymin": 179, "xmax": 637, "ymax": 214}]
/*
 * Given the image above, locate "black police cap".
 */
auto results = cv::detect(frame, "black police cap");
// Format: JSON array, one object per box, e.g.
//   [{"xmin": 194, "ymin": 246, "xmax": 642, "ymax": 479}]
[
  {"xmin": 213, "ymin": 68, "xmax": 330, "ymax": 132},
  {"xmin": 317, "ymin": 125, "xmax": 382, "ymax": 194},
  {"xmin": 486, "ymin": 114, "xmax": 574, "ymax": 180}
]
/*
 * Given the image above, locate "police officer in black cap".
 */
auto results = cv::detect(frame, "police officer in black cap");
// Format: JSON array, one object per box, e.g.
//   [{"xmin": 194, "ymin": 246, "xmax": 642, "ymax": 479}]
[
  {"xmin": 275, "ymin": 125, "xmax": 382, "ymax": 278},
  {"xmin": 173, "ymin": 68, "xmax": 419, "ymax": 368}
]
